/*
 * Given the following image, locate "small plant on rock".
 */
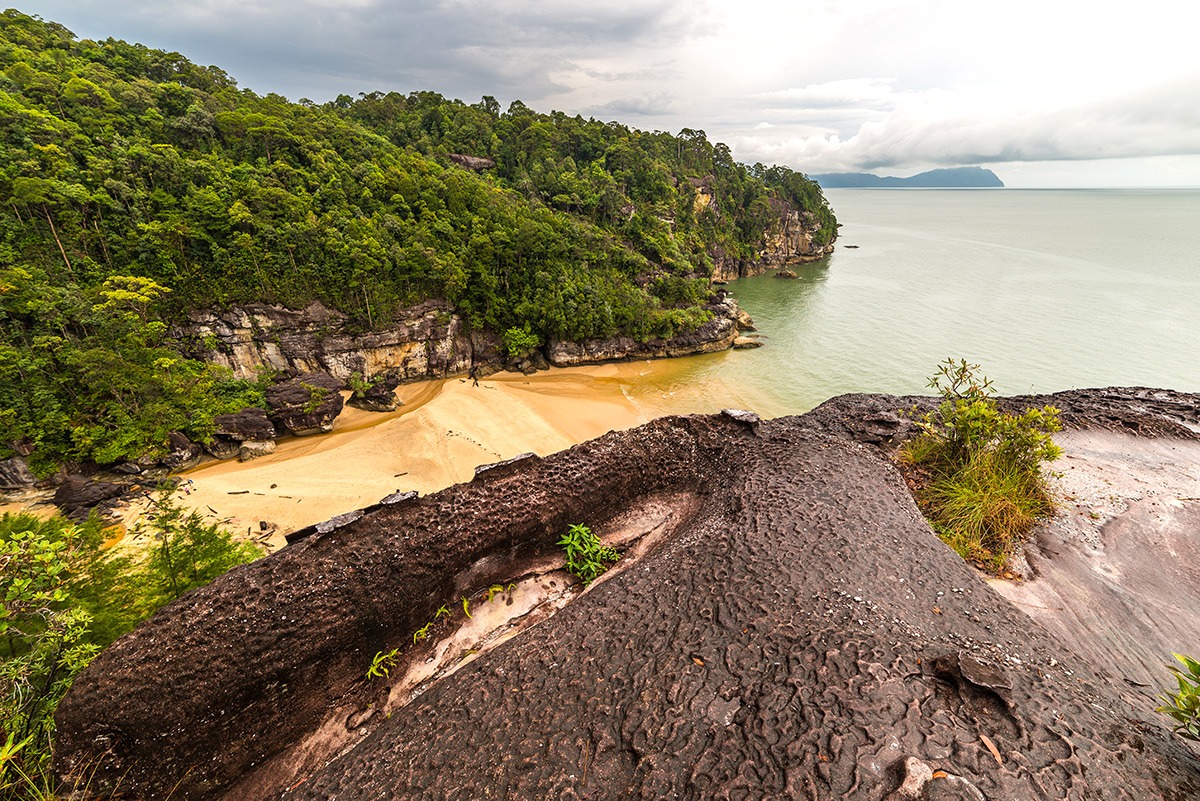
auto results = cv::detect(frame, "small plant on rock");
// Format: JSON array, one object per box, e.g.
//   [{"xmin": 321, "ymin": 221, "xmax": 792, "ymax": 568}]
[
  {"xmin": 1157, "ymin": 653, "xmax": 1200, "ymax": 741},
  {"xmin": 558, "ymin": 523, "xmax": 620, "ymax": 585},
  {"xmin": 900, "ymin": 358, "xmax": 1062, "ymax": 571},
  {"xmin": 367, "ymin": 648, "xmax": 399, "ymax": 679}
]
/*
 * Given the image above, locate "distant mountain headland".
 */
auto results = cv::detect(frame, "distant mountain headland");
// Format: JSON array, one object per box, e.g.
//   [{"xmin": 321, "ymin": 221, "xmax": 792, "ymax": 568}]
[{"xmin": 813, "ymin": 166, "xmax": 1004, "ymax": 188}]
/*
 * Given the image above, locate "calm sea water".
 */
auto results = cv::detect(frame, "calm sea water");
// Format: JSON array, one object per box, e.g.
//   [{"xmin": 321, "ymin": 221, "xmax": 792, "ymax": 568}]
[{"xmin": 618, "ymin": 189, "xmax": 1200, "ymax": 418}]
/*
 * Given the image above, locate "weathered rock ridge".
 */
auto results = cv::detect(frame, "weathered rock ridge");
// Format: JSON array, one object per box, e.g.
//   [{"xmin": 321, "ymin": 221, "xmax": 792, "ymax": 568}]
[
  {"xmin": 174, "ymin": 299, "xmax": 474, "ymax": 383},
  {"xmin": 54, "ymin": 389, "xmax": 1200, "ymax": 800}
]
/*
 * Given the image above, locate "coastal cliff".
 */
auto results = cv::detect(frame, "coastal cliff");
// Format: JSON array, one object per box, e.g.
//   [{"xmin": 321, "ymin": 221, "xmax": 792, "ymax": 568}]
[
  {"xmin": 174, "ymin": 292, "xmax": 753, "ymax": 382},
  {"xmin": 54, "ymin": 389, "xmax": 1200, "ymax": 800},
  {"xmin": 174, "ymin": 299, "xmax": 476, "ymax": 383},
  {"xmin": 711, "ymin": 197, "xmax": 835, "ymax": 281}
]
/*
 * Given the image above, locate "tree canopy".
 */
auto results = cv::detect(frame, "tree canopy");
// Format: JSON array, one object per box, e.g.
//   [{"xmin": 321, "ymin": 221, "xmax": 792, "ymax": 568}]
[{"xmin": 0, "ymin": 9, "xmax": 836, "ymax": 471}]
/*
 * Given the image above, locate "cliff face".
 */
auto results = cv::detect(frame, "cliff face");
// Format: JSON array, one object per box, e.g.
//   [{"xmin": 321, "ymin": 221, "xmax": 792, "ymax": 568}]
[
  {"xmin": 53, "ymin": 391, "xmax": 1200, "ymax": 801},
  {"xmin": 546, "ymin": 295, "xmax": 739, "ymax": 367},
  {"xmin": 175, "ymin": 293, "xmax": 749, "ymax": 381},
  {"xmin": 174, "ymin": 299, "xmax": 476, "ymax": 383},
  {"xmin": 712, "ymin": 197, "xmax": 834, "ymax": 281}
]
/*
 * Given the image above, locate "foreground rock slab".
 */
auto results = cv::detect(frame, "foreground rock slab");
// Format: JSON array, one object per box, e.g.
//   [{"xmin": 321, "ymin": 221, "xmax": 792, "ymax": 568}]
[{"xmin": 54, "ymin": 393, "xmax": 1200, "ymax": 800}]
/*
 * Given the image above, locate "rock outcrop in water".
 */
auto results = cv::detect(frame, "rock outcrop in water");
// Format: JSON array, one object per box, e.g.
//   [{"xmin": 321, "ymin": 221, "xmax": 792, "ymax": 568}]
[{"xmin": 53, "ymin": 390, "xmax": 1200, "ymax": 800}]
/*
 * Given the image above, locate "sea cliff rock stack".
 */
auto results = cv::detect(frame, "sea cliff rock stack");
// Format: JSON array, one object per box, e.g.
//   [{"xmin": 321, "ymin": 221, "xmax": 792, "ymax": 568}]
[{"xmin": 55, "ymin": 392, "xmax": 1200, "ymax": 799}]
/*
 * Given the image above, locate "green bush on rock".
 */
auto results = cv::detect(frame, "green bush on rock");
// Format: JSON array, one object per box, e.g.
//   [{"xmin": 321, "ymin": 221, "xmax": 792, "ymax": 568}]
[
  {"xmin": 900, "ymin": 358, "xmax": 1062, "ymax": 571},
  {"xmin": 1158, "ymin": 653, "xmax": 1200, "ymax": 742},
  {"xmin": 557, "ymin": 523, "xmax": 619, "ymax": 585}
]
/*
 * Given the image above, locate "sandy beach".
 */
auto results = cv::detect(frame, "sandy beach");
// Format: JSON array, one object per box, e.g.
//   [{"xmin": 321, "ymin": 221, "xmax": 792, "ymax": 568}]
[{"xmin": 168, "ymin": 359, "xmax": 744, "ymax": 549}]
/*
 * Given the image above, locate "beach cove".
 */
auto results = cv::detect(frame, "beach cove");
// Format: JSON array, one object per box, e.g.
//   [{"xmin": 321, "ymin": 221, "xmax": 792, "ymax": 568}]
[{"xmin": 173, "ymin": 358, "xmax": 754, "ymax": 546}]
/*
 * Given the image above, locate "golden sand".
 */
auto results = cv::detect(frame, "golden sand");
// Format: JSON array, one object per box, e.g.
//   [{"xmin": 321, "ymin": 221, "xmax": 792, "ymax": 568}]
[{"xmin": 170, "ymin": 359, "xmax": 742, "ymax": 549}]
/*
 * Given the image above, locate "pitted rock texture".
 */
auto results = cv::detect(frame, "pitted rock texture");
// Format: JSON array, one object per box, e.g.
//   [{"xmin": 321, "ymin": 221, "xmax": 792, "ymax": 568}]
[{"xmin": 54, "ymin": 394, "xmax": 1200, "ymax": 800}]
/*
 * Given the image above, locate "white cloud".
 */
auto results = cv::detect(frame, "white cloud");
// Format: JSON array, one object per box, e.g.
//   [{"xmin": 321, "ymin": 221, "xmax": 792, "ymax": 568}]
[{"xmin": 17, "ymin": 0, "xmax": 1200, "ymax": 185}]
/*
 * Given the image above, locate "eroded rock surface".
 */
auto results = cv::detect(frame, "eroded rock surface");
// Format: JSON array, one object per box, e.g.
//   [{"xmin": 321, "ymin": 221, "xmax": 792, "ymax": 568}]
[
  {"xmin": 174, "ymin": 300, "xmax": 476, "ymax": 383},
  {"xmin": 54, "ymin": 392, "xmax": 1200, "ymax": 800}
]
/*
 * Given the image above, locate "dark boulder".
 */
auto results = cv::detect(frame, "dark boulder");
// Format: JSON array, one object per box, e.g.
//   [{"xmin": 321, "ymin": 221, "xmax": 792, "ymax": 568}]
[
  {"xmin": 53, "ymin": 477, "xmax": 128, "ymax": 520},
  {"xmin": 0, "ymin": 456, "xmax": 35, "ymax": 490},
  {"xmin": 213, "ymin": 408, "xmax": 276, "ymax": 442},
  {"xmin": 160, "ymin": 432, "xmax": 202, "ymax": 471},
  {"xmin": 510, "ymin": 349, "xmax": 550, "ymax": 375},
  {"xmin": 346, "ymin": 374, "xmax": 401, "ymax": 413},
  {"xmin": 207, "ymin": 408, "xmax": 276, "ymax": 460},
  {"xmin": 266, "ymin": 372, "xmax": 345, "ymax": 436}
]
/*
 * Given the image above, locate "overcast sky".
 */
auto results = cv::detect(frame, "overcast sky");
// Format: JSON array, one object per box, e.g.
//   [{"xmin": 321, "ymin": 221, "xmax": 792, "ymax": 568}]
[{"xmin": 15, "ymin": 1, "xmax": 1200, "ymax": 186}]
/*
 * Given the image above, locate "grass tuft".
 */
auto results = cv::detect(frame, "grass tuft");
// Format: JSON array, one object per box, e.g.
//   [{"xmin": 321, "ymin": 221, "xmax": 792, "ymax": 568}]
[{"xmin": 900, "ymin": 358, "xmax": 1061, "ymax": 571}]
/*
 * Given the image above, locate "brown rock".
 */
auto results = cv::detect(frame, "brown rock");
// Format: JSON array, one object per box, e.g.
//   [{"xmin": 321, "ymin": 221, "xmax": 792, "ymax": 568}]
[
  {"xmin": 213, "ymin": 408, "xmax": 276, "ymax": 442},
  {"xmin": 53, "ymin": 477, "xmax": 127, "ymax": 520},
  {"xmin": 0, "ymin": 456, "xmax": 35, "ymax": 490},
  {"xmin": 53, "ymin": 394, "xmax": 1200, "ymax": 801},
  {"xmin": 238, "ymin": 440, "xmax": 276, "ymax": 461},
  {"xmin": 346, "ymin": 374, "xmax": 401, "ymax": 413}
]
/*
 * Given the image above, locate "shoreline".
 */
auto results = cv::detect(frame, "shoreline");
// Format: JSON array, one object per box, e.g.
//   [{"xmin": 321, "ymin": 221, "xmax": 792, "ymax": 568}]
[
  {"xmin": 167, "ymin": 358, "xmax": 746, "ymax": 549},
  {"xmin": 0, "ymin": 352, "xmax": 771, "ymax": 546}
]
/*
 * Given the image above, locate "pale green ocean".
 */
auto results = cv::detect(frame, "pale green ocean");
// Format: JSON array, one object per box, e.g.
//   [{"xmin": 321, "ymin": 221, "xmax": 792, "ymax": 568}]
[{"xmin": 617, "ymin": 188, "xmax": 1200, "ymax": 418}]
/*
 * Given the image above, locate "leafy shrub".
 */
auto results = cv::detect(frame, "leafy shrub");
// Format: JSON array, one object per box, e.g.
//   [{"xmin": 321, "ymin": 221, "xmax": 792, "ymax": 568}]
[
  {"xmin": 901, "ymin": 358, "xmax": 1062, "ymax": 570},
  {"xmin": 0, "ymin": 497, "xmax": 262, "ymax": 796},
  {"xmin": 557, "ymin": 523, "xmax": 619, "ymax": 584},
  {"xmin": 501, "ymin": 326, "xmax": 540, "ymax": 360},
  {"xmin": 1158, "ymin": 653, "xmax": 1200, "ymax": 741}
]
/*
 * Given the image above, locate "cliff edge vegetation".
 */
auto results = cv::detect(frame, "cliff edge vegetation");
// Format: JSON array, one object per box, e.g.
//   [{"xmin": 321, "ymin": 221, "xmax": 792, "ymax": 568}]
[{"xmin": 0, "ymin": 9, "xmax": 835, "ymax": 475}]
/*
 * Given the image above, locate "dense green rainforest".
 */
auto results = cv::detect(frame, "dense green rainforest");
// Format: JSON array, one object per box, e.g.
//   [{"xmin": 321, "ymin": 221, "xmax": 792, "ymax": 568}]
[{"xmin": 0, "ymin": 9, "xmax": 836, "ymax": 474}]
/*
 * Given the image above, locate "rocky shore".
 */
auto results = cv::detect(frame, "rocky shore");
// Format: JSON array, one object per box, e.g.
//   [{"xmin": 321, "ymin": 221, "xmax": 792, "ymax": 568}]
[{"xmin": 54, "ymin": 388, "xmax": 1200, "ymax": 800}]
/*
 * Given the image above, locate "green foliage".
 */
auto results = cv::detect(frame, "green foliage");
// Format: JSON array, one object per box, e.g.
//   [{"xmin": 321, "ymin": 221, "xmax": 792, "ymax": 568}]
[
  {"xmin": 1158, "ymin": 653, "xmax": 1200, "ymax": 742},
  {"xmin": 366, "ymin": 648, "xmax": 399, "ymax": 679},
  {"xmin": 0, "ymin": 265, "xmax": 268, "ymax": 473},
  {"xmin": 0, "ymin": 502, "xmax": 261, "ymax": 795},
  {"xmin": 136, "ymin": 491, "xmax": 263, "ymax": 609},
  {"xmin": 501, "ymin": 326, "xmax": 539, "ymax": 359},
  {"xmin": 901, "ymin": 359, "xmax": 1062, "ymax": 570},
  {"xmin": 557, "ymin": 523, "xmax": 620, "ymax": 584},
  {"xmin": 0, "ymin": 519, "xmax": 99, "ymax": 794},
  {"xmin": 0, "ymin": 9, "xmax": 837, "ymax": 477}
]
